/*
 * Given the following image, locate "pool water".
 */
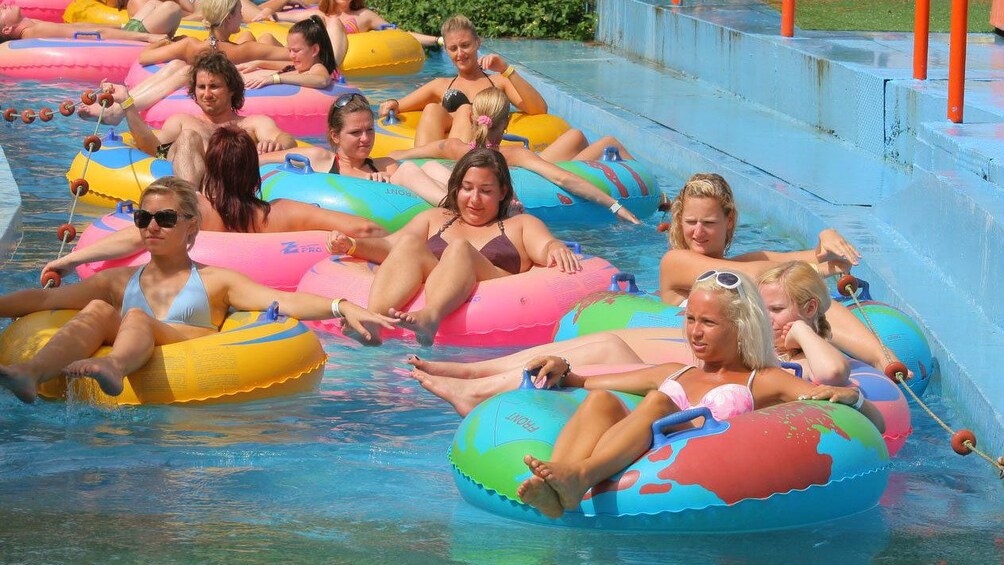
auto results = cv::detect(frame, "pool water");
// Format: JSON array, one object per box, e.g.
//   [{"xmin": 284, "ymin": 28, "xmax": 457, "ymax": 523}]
[{"xmin": 1, "ymin": 55, "xmax": 1002, "ymax": 563}]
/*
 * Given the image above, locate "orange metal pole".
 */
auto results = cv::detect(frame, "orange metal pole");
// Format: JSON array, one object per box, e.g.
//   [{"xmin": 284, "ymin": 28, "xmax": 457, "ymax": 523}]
[
  {"xmin": 781, "ymin": 0, "xmax": 795, "ymax": 37},
  {"xmin": 947, "ymin": 0, "xmax": 968, "ymax": 123},
  {"xmin": 913, "ymin": 0, "xmax": 930, "ymax": 80}
]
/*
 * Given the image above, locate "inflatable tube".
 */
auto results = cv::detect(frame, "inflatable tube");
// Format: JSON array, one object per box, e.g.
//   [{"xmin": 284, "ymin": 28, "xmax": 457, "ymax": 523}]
[
  {"xmin": 260, "ymin": 158, "xmax": 431, "ymax": 232},
  {"xmin": 10, "ymin": 0, "xmax": 73, "ymax": 22},
  {"xmin": 123, "ymin": 62, "xmax": 360, "ymax": 137},
  {"xmin": 372, "ymin": 111, "xmax": 571, "ymax": 157},
  {"xmin": 450, "ymin": 378, "xmax": 890, "ymax": 531},
  {"xmin": 844, "ymin": 300, "xmax": 935, "ymax": 397},
  {"xmin": 0, "ymin": 307, "xmax": 326, "ymax": 405},
  {"xmin": 298, "ymin": 254, "xmax": 618, "ymax": 347},
  {"xmin": 62, "ymin": 0, "xmax": 125, "ymax": 25},
  {"xmin": 408, "ymin": 156, "xmax": 659, "ymax": 224},
  {"xmin": 0, "ymin": 37, "xmax": 146, "ymax": 82},
  {"xmin": 553, "ymin": 279, "xmax": 683, "ymax": 342},
  {"xmin": 72, "ymin": 205, "xmax": 331, "ymax": 291},
  {"xmin": 64, "ymin": 131, "xmax": 174, "ymax": 208}
]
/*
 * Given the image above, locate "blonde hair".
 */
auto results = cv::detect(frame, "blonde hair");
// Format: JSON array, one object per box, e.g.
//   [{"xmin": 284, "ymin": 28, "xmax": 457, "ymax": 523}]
[
  {"xmin": 669, "ymin": 173, "xmax": 738, "ymax": 252},
  {"xmin": 758, "ymin": 261, "xmax": 832, "ymax": 339},
  {"xmin": 200, "ymin": 0, "xmax": 240, "ymax": 27},
  {"xmin": 690, "ymin": 271, "xmax": 777, "ymax": 369},
  {"xmin": 140, "ymin": 176, "xmax": 202, "ymax": 249},
  {"xmin": 441, "ymin": 14, "xmax": 478, "ymax": 40},
  {"xmin": 470, "ymin": 88, "xmax": 510, "ymax": 148}
]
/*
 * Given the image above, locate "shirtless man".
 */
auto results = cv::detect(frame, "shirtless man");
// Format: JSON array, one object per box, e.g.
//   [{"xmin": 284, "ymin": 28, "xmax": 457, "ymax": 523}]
[{"xmin": 109, "ymin": 50, "xmax": 296, "ymax": 185}]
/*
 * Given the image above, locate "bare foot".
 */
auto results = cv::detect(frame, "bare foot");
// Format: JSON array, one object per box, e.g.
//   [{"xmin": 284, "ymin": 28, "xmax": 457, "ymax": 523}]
[
  {"xmin": 410, "ymin": 368, "xmax": 487, "ymax": 416},
  {"xmin": 524, "ymin": 455, "xmax": 589, "ymax": 511},
  {"xmin": 78, "ymin": 102, "xmax": 125, "ymax": 125},
  {"xmin": 405, "ymin": 355, "xmax": 475, "ymax": 378},
  {"xmin": 63, "ymin": 357, "xmax": 125, "ymax": 396},
  {"xmin": 339, "ymin": 318, "xmax": 383, "ymax": 346},
  {"xmin": 390, "ymin": 308, "xmax": 439, "ymax": 347},
  {"xmin": 0, "ymin": 364, "xmax": 39, "ymax": 403},
  {"xmin": 517, "ymin": 475, "xmax": 565, "ymax": 518}
]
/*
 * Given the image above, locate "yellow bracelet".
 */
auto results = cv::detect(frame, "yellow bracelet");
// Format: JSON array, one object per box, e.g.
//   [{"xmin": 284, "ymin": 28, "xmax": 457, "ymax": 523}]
[
  {"xmin": 501, "ymin": 65, "xmax": 516, "ymax": 78},
  {"xmin": 345, "ymin": 236, "xmax": 357, "ymax": 256},
  {"xmin": 272, "ymin": 73, "xmax": 281, "ymax": 85},
  {"xmin": 120, "ymin": 96, "xmax": 135, "ymax": 110}
]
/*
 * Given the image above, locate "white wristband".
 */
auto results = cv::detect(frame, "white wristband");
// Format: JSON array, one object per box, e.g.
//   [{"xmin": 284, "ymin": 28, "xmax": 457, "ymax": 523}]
[
  {"xmin": 851, "ymin": 389, "xmax": 865, "ymax": 410},
  {"xmin": 609, "ymin": 202, "xmax": 623, "ymax": 214},
  {"xmin": 331, "ymin": 298, "xmax": 345, "ymax": 319}
]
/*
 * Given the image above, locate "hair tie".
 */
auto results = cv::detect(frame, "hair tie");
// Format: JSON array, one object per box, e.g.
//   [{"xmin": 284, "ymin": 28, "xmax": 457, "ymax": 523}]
[{"xmin": 476, "ymin": 115, "xmax": 493, "ymax": 128}]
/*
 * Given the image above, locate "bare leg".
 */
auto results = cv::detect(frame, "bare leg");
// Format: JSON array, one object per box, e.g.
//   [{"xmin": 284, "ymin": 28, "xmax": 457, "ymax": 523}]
[
  {"xmin": 410, "ymin": 368, "xmax": 514, "ymax": 416},
  {"xmin": 407, "ymin": 332, "xmax": 644, "ymax": 379},
  {"xmin": 420, "ymin": 161, "xmax": 451, "ymax": 185},
  {"xmin": 169, "ymin": 129, "xmax": 207, "ymax": 186},
  {"xmin": 0, "ymin": 300, "xmax": 121, "ymax": 403},
  {"xmin": 62, "ymin": 308, "xmax": 157, "ymax": 396},
  {"xmin": 79, "ymin": 61, "xmax": 190, "ymax": 124},
  {"xmin": 130, "ymin": 0, "xmax": 182, "ymax": 36},
  {"xmin": 446, "ymin": 104, "xmax": 473, "ymax": 141},
  {"xmin": 390, "ymin": 161, "xmax": 447, "ymax": 206},
  {"xmin": 538, "ymin": 128, "xmax": 589, "ymax": 162},
  {"xmin": 414, "ymin": 103, "xmax": 452, "ymax": 147},
  {"xmin": 516, "ymin": 475, "xmax": 564, "ymax": 519},
  {"xmin": 325, "ymin": 16, "xmax": 348, "ymax": 67},
  {"xmin": 392, "ymin": 240, "xmax": 502, "ymax": 346},
  {"xmin": 527, "ymin": 390, "xmax": 678, "ymax": 511}
]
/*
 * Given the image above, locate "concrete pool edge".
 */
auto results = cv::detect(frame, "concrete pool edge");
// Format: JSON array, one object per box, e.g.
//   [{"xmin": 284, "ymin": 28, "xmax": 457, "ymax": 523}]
[{"xmin": 0, "ymin": 146, "xmax": 22, "ymax": 267}]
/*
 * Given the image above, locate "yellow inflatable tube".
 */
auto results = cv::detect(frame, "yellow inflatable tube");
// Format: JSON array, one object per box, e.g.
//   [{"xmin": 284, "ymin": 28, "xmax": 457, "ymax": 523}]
[
  {"xmin": 0, "ymin": 309, "xmax": 326, "ymax": 406},
  {"xmin": 371, "ymin": 111, "xmax": 571, "ymax": 157},
  {"xmin": 63, "ymin": 0, "xmax": 424, "ymax": 77}
]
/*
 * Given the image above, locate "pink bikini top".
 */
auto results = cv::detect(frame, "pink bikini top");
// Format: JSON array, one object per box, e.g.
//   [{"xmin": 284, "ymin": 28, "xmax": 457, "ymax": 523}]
[{"xmin": 657, "ymin": 365, "xmax": 757, "ymax": 421}]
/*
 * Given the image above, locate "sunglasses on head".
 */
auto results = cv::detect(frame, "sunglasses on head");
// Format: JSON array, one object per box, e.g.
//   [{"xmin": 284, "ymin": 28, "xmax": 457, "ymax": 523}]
[
  {"xmin": 697, "ymin": 269, "xmax": 746, "ymax": 300},
  {"xmin": 133, "ymin": 209, "xmax": 191, "ymax": 229},
  {"xmin": 334, "ymin": 92, "xmax": 367, "ymax": 109}
]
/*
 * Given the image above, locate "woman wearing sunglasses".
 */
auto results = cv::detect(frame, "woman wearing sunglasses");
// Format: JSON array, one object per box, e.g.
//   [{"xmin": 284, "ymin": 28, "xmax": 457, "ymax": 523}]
[
  {"xmin": 0, "ymin": 177, "xmax": 395, "ymax": 405},
  {"xmin": 388, "ymin": 88, "xmax": 642, "ymax": 224},
  {"xmin": 42, "ymin": 126, "xmax": 385, "ymax": 280},
  {"xmin": 408, "ymin": 260, "xmax": 852, "ymax": 415},
  {"xmin": 514, "ymin": 269, "xmax": 884, "ymax": 519},
  {"xmin": 325, "ymin": 148, "xmax": 581, "ymax": 347},
  {"xmin": 376, "ymin": 15, "xmax": 547, "ymax": 147},
  {"xmin": 260, "ymin": 93, "xmax": 448, "ymax": 203}
]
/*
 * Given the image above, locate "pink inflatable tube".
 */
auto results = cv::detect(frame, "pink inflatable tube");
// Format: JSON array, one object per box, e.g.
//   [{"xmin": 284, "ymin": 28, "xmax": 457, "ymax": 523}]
[
  {"xmin": 124, "ymin": 62, "xmax": 359, "ymax": 136},
  {"xmin": 298, "ymin": 255, "xmax": 618, "ymax": 347},
  {"xmin": 73, "ymin": 205, "xmax": 331, "ymax": 291},
  {"xmin": 0, "ymin": 37, "xmax": 145, "ymax": 82},
  {"xmin": 9, "ymin": 0, "xmax": 73, "ymax": 22},
  {"xmin": 568, "ymin": 359, "xmax": 910, "ymax": 457}
]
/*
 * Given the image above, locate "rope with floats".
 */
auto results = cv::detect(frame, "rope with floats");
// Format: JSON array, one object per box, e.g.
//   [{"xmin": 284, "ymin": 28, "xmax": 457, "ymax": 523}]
[
  {"xmin": 836, "ymin": 274, "xmax": 1004, "ymax": 481},
  {"xmin": 2, "ymin": 99, "xmax": 76, "ymax": 126},
  {"xmin": 39, "ymin": 89, "xmax": 116, "ymax": 290}
]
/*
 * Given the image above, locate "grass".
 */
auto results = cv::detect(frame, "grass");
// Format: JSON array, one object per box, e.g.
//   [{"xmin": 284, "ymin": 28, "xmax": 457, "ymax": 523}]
[{"xmin": 763, "ymin": 0, "xmax": 994, "ymax": 33}]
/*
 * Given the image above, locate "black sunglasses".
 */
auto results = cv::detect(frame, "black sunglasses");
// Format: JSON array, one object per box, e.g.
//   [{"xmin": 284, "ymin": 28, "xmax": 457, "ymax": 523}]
[
  {"xmin": 134, "ymin": 208, "xmax": 191, "ymax": 229},
  {"xmin": 334, "ymin": 92, "xmax": 368, "ymax": 109}
]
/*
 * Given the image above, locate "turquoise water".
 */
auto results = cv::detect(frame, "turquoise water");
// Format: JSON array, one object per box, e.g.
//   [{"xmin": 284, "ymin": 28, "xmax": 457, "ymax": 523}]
[{"xmin": 1, "ymin": 55, "xmax": 1002, "ymax": 562}]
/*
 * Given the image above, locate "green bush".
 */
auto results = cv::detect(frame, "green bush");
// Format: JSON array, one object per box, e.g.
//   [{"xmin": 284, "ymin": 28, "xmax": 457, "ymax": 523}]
[{"xmin": 370, "ymin": 0, "xmax": 596, "ymax": 41}]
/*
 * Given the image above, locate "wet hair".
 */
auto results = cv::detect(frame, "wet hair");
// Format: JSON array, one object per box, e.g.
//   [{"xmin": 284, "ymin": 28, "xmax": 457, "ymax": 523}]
[
  {"xmin": 758, "ymin": 261, "xmax": 832, "ymax": 339},
  {"xmin": 470, "ymin": 88, "xmax": 510, "ymax": 148},
  {"xmin": 690, "ymin": 271, "xmax": 777, "ymax": 370},
  {"xmin": 290, "ymin": 15, "xmax": 338, "ymax": 74},
  {"xmin": 188, "ymin": 50, "xmax": 245, "ymax": 111},
  {"xmin": 441, "ymin": 14, "xmax": 478, "ymax": 41},
  {"xmin": 202, "ymin": 126, "xmax": 271, "ymax": 233},
  {"xmin": 200, "ymin": 0, "xmax": 240, "ymax": 27},
  {"xmin": 441, "ymin": 148, "xmax": 513, "ymax": 220},
  {"xmin": 319, "ymin": 0, "xmax": 365, "ymax": 13},
  {"xmin": 326, "ymin": 93, "xmax": 371, "ymax": 149},
  {"xmin": 669, "ymin": 173, "xmax": 738, "ymax": 252},
  {"xmin": 140, "ymin": 176, "xmax": 202, "ymax": 249},
  {"xmin": 0, "ymin": 32, "xmax": 15, "ymax": 44}
]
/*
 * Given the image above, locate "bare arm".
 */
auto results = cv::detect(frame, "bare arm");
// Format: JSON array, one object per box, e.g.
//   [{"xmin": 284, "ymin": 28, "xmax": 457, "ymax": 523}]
[
  {"xmin": 658, "ymin": 249, "xmax": 777, "ymax": 305},
  {"xmin": 138, "ymin": 37, "xmax": 194, "ymax": 65},
  {"xmin": 378, "ymin": 80, "xmax": 443, "ymax": 117},
  {"xmin": 246, "ymin": 116, "xmax": 296, "ymax": 154},
  {"xmin": 519, "ymin": 215, "xmax": 581, "ymax": 273},
  {"xmin": 755, "ymin": 367, "xmax": 885, "ymax": 433},
  {"xmin": 0, "ymin": 270, "xmax": 122, "ymax": 317},
  {"xmin": 387, "ymin": 139, "xmax": 462, "ymax": 161},
  {"xmin": 388, "ymin": 161, "xmax": 446, "ymax": 206},
  {"xmin": 783, "ymin": 320, "xmax": 850, "ymax": 386},
  {"xmin": 479, "ymin": 54, "xmax": 547, "ymax": 115},
  {"xmin": 258, "ymin": 146, "xmax": 333, "ymax": 169},
  {"xmin": 526, "ymin": 355, "xmax": 675, "ymax": 394},
  {"xmin": 41, "ymin": 227, "xmax": 145, "ymax": 281},
  {"xmin": 508, "ymin": 149, "xmax": 640, "ymax": 224}
]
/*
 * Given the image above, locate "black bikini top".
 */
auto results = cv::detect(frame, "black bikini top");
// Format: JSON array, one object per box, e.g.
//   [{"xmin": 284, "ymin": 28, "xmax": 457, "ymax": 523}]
[{"xmin": 441, "ymin": 69, "xmax": 496, "ymax": 112}]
